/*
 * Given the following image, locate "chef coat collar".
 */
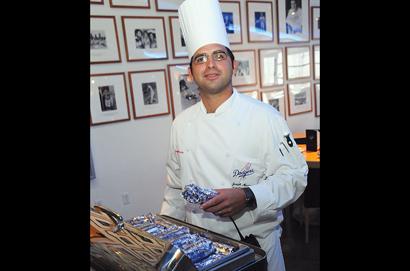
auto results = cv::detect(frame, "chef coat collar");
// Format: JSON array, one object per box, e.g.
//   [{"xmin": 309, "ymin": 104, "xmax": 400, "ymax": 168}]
[{"xmin": 199, "ymin": 88, "xmax": 238, "ymax": 116}]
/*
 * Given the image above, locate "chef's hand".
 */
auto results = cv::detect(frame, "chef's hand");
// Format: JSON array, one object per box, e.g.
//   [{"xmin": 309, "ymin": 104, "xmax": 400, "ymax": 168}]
[{"xmin": 200, "ymin": 188, "xmax": 246, "ymax": 217}]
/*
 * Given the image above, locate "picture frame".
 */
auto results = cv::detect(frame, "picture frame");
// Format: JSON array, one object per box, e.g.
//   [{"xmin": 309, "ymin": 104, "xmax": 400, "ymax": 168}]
[
  {"xmin": 128, "ymin": 69, "xmax": 170, "ymax": 119},
  {"xmin": 311, "ymin": 6, "xmax": 320, "ymax": 40},
  {"xmin": 246, "ymin": 1, "xmax": 274, "ymax": 42},
  {"xmin": 287, "ymin": 81, "xmax": 312, "ymax": 116},
  {"xmin": 313, "ymin": 45, "xmax": 320, "ymax": 80},
  {"xmin": 277, "ymin": 0, "xmax": 310, "ymax": 43},
  {"xmin": 232, "ymin": 49, "xmax": 257, "ymax": 87},
  {"xmin": 259, "ymin": 48, "xmax": 284, "ymax": 88},
  {"xmin": 286, "ymin": 46, "xmax": 311, "ymax": 80},
  {"xmin": 90, "ymin": 146, "xmax": 96, "ymax": 180},
  {"xmin": 167, "ymin": 63, "xmax": 200, "ymax": 119},
  {"xmin": 109, "ymin": 0, "xmax": 150, "ymax": 8},
  {"xmin": 155, "ymin": 0, "xmax": 183, "ymax": 12},
  {"xmin": 169, "ymin": 16, "xmax": 188, "ymax": 59},
  {"xmin": 220, "ymin": 1, "xmax": 243, "ymax": 44},
  {"xmin": 90, "ymin": 0, "xmax": 104, "ymax": 4},
  {"xmin": 239, "ymin": 89, "xmax": 259, "ymax": 100},
  {"xmin": 90, "ymin": 73, "xmax": 131, "ymax": 125},
  {"xmin": 90, "ymin": 16, "xmax": 122, "ymax": 64},
  {"xmin": 314, "ymin": 83, "xmax": 320, "ymax": 117},
  {"xmin": 261, "ymin": 88, "xmax": 287, "ymax": 119},
  {"xmin": 121, "ymin": 16, "xmax": 168, "ymax": 62}
]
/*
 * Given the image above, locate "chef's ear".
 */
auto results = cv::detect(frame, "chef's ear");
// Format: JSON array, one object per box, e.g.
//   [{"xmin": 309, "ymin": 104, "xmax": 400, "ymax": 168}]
[
  {"xmin": 187, "ymin": 67, "xmax": 194, "ymax": 82},
  {"xmin": 233, "ymin": 60, "xmax": 238, "ymax": 74}
]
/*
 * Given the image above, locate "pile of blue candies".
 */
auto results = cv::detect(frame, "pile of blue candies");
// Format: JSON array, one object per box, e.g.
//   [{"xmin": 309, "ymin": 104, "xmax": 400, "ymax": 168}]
[
  {"xmin": 128, "ymin": 213, "xmax": 235, "ymax": 268},
  {"xmin": 181, "ymin": 183, "xmax": 218, "ymax": 204}
]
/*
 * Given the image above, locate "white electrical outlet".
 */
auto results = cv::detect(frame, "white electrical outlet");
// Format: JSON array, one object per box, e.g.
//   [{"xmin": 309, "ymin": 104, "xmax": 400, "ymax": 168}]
[{"xmin": 122, "ymin": 193, "xmax": 130, "ymax": 205}]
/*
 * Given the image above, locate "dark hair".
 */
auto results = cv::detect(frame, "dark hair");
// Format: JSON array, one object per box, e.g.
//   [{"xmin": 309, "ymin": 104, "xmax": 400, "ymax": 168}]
[{"xmin": 189, "ymin": 46, "xmax": 235, "ymax": 70}]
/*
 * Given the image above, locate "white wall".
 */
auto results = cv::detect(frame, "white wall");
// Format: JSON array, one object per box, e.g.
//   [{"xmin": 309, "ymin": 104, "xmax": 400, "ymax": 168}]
[{"xmin": 90, "ymin": 0, "xmax": 320, "ymax": 219}]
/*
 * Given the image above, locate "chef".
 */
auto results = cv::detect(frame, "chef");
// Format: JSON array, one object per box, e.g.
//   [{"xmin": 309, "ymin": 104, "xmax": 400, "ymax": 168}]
[{"xmin": 160, "ymin": 0, "xmax": 308, "ymax": 270}]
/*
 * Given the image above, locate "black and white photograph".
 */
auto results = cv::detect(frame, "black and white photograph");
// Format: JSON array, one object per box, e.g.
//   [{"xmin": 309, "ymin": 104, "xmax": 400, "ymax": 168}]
[
  {"xmin": 269, "ymin": 98, "xmax": 280, "ymax": 111},
  {"xmin": 286, "ymin": 46, "xmax": 311, "ymax": 80},
  {"xmin": 278, "ymin": 0, "xmax": 310, "ymax": 43},
  {"xmin": 311, "ymin": 6, "xmax": 320, "ymax": 40},
  {"xmin": 261, "ymin": 88, "xmax": 286, "ymax": 119},
  {"xmin": 179, "ymin": 74, "xmax": 200, "ymax": 109},
  {"xmin": 90, "ymin": 31, "xmax": 107, "ymax": 49},
  {"xmin": 135, "ymin": 29, "xmax": 157, "ymax": 49},
  {"xmin": 142, "ymin": 82, "xmax": 159, "ymax": 105},
  {"xmin": 294, "ymin": 90, "xmax": 306, "ymax": 105},
  {"xmin": 169, "ymin": 16, "xmax": 188, "ymax": 58},
  {"xmin": 313, "ymin": 45, "xmax": 320, "ymax": 80},
  {"xmin": 285, "ymin": 0, "xmax": 303, "ymax": 34},
  {"xmin": 220, "ymin": 1, "xmax": 242, "ymax": 44},
  {"xmin": 99, "ymin": 85, "xmax": 117, "ymax": 111},
  {"xmin": 91, "ymin": 16, "xmax": 122, "ymax": 64},
  {"xmin": 128, "ymin": 69, "xmax": 170, "ymax": 119},
  {"xmin": 247, "ymin": 1, "xmax": 273, "ymax": 42},
  {"xmin": 181, "ymin": 30, "xmax": 186, "ymax": 47},
  {"xmin": 168, "ymin": 63, "xmax": 200, "ymax": 118},
  {"xmin": 223, "ymin": 12, "xmax": 234, "ymax": 33},
  {"xmin": 287, "ymin": 82, "xmax": 312, "ymax": 115},
  {"xmin": 232, "ymin": 50, "xmax": 257, "ymax": 87},
  {"xmin": 155, "ymin": 0, "xmax": 184, "ymax": 11},
  {"xmin": 259, "ymin": 48, "xmax": 284, "ymax": 87},
  {"xmin": 90, "ymin": 73, "xmax": 130, "ymax": 125},
  {"xmin": 314, "ymin": 83, "xmax": 320, "ymax": 117},
  {"xmin": 235, "ymin": 60, "xmax": 250, "ymax": 77},
  {"xmin": 122, "ymin": 16, "xmax": 168, "ymax": 61},
  {"xmin": 109, "ymin": 0, "xmax": 150, "ymax": 8},
  {"xmin": 254, "ymin": 12, "xmax": 266, "ymax": 32}
]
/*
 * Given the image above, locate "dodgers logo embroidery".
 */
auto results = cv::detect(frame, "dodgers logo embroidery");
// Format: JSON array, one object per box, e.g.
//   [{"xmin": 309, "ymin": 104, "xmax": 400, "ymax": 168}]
[{"xmin": 232, "ymin": 162, "xmax": 255, "ymax": 180}]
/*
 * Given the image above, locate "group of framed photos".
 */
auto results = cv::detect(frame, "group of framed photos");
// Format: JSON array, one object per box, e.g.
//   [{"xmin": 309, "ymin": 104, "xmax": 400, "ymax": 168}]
[
  {"xmin": 90, "ymin": 0, "xmax": 319, "ymax": 125},
  {"xmin": 90, "ymin": 70, "xmax": 170, "ymax": 125},
  {"xmin": 91, "ymin": 1, "xmax": 320, "ymax": 63}
]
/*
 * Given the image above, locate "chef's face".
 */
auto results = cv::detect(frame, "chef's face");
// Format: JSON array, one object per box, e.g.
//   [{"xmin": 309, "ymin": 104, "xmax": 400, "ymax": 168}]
[{"xmin": 188, "ymin": 43, "xmax": 237, "ymax": 95}]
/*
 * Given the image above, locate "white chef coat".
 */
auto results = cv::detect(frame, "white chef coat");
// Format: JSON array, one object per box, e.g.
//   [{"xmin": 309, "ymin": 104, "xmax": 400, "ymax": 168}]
[{"xmin": 160, "ymin": 89, "xmax": 308, "ymax": 269}]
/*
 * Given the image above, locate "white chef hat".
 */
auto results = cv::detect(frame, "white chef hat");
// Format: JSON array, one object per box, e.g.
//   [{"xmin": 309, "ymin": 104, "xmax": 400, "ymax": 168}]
[{"xmin": 178, "ymin": 0, "xmax": 230, "ymax": 59}]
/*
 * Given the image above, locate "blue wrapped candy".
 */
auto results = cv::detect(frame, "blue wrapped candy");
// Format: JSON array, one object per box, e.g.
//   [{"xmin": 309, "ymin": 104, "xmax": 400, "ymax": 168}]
[{"xmin": 181, "ymin": 184, "xmax": 218, "ymax": 204}]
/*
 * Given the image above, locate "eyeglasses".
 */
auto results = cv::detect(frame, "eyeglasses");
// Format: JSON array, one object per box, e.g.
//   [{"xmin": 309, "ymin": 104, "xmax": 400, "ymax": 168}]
[{"xmin": 193, "ymin": 50, "xmax": 228, "ymax": 65}]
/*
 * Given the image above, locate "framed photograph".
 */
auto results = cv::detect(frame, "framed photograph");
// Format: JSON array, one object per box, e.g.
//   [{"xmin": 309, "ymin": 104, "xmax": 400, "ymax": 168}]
[
  {"xmin": 109, "ymin": 0, "xmax": 150, "ymax": 8},
  {"xmin": 259, "ymin": 48, "xmax": 284, "ymax": 88},
  {"xmin": 286, "ymin": 46, "xmax": 311, "ymax": 80},
  {"xmin": 313, "ymin": 45, "xmax": 320, "ymax": 80},
  {"xmin": 239, "ymin": 89, "xmax": 259, "ymax": 100},
  {"xmin": 287, "ymin": 81, "xmax": 312, "ymax": 116},
  {"xmin": 90, "ymin": 16, "xmax": 122, "ymax": 64},
  {"xmin": 246, "ymin": 1, "xmax": 274, "ymax": 42},
  {"xmin": 169, "ymin": 16, "xmax": 188, "ymax": 59},
  {"xmin": 277, "ymin": 0, "xmax": 310, "ymax": 43},
  {"xmin": 90, "ymin": 73, "xmax": 131, "ymax": 125},
  {"xmin": 121, "ymin": 16, "xmax": 168, "ymax": 61},
  {"xmin": 90, "ymin": 146, "xmax": 96, "ymax": 180},
  {"xmin": 91, "ymin": 0, "xmax": 104, "ymax": 4},
  {"xmin": 167, "ymin": 63, "xmax": 200, "ymax": 119},
  {"xmin": 128, "ymin": 69, "xmax": 170, "ymax": 119},
  {"xmin": 314, "ymin": 83, "xmax": 320, "ymax": 117},
  {"xmin": 155, "ymin": 0, "xmax": 183, "ymax": 11},
  {"xmin": 220, "ymin": 1, "xmax": 243, "ymax": 44},
  {"xmin": 233, "ymin": 50, "xmax": 257, "ymax": 87},
  {"xmin": 311, "ymin": 6, "xmax": 320, "ymax": 40},
  {"xmin": 261, "ymin": 88, "xmax": 287, "ymax": 119}
]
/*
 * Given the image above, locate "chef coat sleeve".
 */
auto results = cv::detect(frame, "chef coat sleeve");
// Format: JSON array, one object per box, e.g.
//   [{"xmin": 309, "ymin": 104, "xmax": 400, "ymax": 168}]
[
  {"xmin": 249, "ymin": 113, "xmax": 308, "ymax": 223},
  {"xmin": 159, "ymin": 124, "xmax": 186, "ymax": 221}
]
